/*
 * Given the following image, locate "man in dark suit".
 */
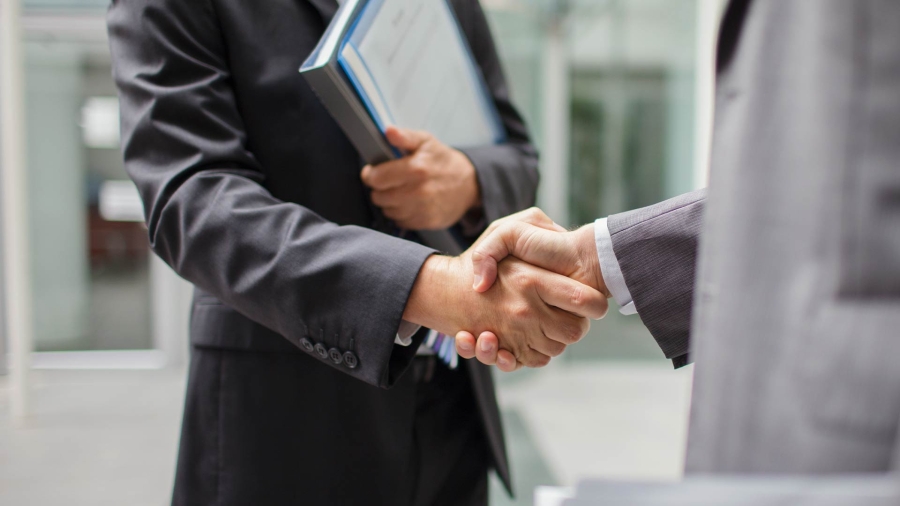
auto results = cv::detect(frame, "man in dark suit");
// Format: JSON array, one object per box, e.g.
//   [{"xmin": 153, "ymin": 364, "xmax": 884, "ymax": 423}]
[{"xmin": 107, "ymin": 0, "xmax": 608, "ymax": 505}]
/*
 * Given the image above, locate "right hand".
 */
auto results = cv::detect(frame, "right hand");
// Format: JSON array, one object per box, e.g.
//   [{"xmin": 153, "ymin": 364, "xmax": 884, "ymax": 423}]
[
  {"xmin": 455, "ymin": 208, "xmax": 611, "ymax": 371},
  {"xmin": 403, "ymin": 245, "xmax": 608, "ymax": 368}
]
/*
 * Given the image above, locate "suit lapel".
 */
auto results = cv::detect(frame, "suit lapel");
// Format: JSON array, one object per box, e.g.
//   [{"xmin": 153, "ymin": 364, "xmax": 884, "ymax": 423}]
[
  {"xmin": 306, "ymin": 0, "xmax": 339, "ymax": 26},
  {"xmin": 716, "ymin": 0, "xmax": 753, "ymax": 73}
]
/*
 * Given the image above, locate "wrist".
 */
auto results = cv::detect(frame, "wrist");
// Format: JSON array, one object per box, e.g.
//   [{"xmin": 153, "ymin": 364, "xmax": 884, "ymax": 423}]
[
  {"xmin": 573, "ymin": 224, "xmax": 609, "ymax": 298},
  {"xmin": 454, "ymin": 149, "xmax": 482, "ymax": 211},
  {"xmin": 403, "ymin": 254, "xmax": 467, "ymax": 334}
]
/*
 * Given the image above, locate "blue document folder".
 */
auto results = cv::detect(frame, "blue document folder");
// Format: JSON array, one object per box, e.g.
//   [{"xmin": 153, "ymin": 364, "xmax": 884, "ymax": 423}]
[
  {"xmin": 299, "ymin": 0, "xmax": 500, "ymax": 254},
  {"xmin": 336, "ymin": 0, "xmax": 505, "ymax": 150}
]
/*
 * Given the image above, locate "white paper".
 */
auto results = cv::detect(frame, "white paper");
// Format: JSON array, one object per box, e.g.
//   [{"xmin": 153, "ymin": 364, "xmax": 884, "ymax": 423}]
[{"xmin": 348, "ymin": 0, "xmax": 501, "ymax": 148}]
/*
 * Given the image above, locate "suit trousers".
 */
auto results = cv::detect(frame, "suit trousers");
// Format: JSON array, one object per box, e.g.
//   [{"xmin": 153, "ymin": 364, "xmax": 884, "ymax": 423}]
[{"xmin": 172, "ymin": 347, "xmax": 489, "ymax": 506}]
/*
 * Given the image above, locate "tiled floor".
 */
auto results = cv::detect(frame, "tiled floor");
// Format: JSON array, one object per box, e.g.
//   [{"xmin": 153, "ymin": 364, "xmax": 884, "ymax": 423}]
[{"xmin": 0, "ymin": 362, "xmax": 692, "ymax": 506}]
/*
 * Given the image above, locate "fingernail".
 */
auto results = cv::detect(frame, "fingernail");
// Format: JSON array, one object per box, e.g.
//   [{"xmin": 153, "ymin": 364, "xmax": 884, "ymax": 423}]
[
  {"xmin": 472, "ymin": 274, "xmax": 483, "ymax": 290},
  {"xmin": 497, "ymin": 356, "xmax": 509, "ymax": 367},
  {"xmin": 480, "ymin": 339, "xmax": 494, "ymax": 352},
  {"xmin": 458, "ymin": 339, "xmax": 473, "ymax": 352}
]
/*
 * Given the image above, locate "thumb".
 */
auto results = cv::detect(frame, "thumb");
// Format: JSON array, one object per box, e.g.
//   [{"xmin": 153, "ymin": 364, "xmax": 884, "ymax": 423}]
[
  {"xmin": 385, "ymin": 126, "xmax": 431, "ymax": 152},
  {"xmin": 472, "ymin": 222, "xmax": 577, "ymax": 292},
  {"xmin": 471, "ymin": 221, "xmax": 535, "ymax": 292}
]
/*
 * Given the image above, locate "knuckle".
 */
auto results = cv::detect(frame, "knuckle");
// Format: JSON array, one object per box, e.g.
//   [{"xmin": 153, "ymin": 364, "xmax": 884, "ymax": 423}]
[
  {"xmin": 570, "ymin": 319, "xmax": 589, "ymax": 342},
  {"xmin": 512, "ymin": 269, "xmax": 534, "ymax": 290},
  {"xmin": 569, "ymin": 284, "xmax": 586, "ymax": 309},
  {"xmin": 511, "ymin": 303, "xmax": 534, "ymax": 320},
  {"xmin": 558, "ymin": 321, "xmax": 586, "ymax": 345},
  {"xmin": 410, "ymin": 159, "xmax": 430, "ymax": 176}
]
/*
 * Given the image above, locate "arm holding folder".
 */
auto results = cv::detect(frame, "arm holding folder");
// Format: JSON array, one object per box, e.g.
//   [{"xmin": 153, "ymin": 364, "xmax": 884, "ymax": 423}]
[{"xmin": 303, "ymin": 0, "xmax": 539, "ymax": 239}]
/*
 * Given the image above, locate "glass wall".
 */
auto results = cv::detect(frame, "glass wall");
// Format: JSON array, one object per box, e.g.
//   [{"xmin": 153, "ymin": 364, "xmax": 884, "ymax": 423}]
[
  {"xmin": 484, "ymin": 1, "xmax": 701, "ymax": 503},
  {"xmin": 486, "ymin": 0, "xmax": 698, "ymax": 365},
  {"xmin": 21, "ymin": 9, "xmax": 153, "ymax": 352}
]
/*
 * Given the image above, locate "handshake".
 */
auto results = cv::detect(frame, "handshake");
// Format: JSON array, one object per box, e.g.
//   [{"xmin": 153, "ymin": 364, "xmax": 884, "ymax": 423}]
[{"xmin": 403, "ymin": 208, "xmax": 609, "ymax": 373}]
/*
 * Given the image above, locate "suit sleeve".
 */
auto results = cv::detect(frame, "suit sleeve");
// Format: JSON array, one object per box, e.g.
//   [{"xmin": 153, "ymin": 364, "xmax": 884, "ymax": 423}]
[
  {"xmin": 607, "ymin": 189, "xmax": 707, "ymax": 366},
  {"xmin": 451, "ymin": 0, "xmax": 540, "ymax": 224},
  {"xmin": 107, "ymin": 0, "xmax": 434, "ymax": 389}
]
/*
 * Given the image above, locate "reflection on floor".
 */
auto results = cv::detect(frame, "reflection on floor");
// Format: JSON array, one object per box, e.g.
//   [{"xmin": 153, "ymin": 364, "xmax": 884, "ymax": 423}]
[
  {"xmin": 0, "ymin": 369, "xmax": 185, "ymax": 506},
  {"xmin": 490, "ymin": 363, "xmax": 693, "ymax": 505},
  {"xmin": 0, "ymin": 363, "xmax": 692, "ymax": 505}
]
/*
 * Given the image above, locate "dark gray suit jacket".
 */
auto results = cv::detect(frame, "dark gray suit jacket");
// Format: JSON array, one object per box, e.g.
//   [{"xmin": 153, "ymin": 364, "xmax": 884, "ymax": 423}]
[
  {"xmin": 108, "ymin": 0, "xmax": 537, "ymax": 501},
  {"xmin": 607, "ymin": 0, "xmax": 900, "ymax": 488}
]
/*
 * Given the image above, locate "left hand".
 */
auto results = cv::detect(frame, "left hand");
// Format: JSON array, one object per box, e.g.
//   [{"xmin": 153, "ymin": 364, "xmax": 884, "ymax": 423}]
[{"xmin": 361, "ymin": 126, "xmax": 481, "ymax": 230}]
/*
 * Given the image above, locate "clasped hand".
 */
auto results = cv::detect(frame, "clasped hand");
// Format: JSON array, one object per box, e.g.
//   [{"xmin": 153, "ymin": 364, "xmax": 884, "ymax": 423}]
[
  {"xmin": 402, "ymin": 209, "xmax": 608, "ymax": 371},
  {"xmin": 362, "ymin": 126, "xmax": 481, "ymax": 230},
  {"xmin": 456, "ymin": 209, "xmax": 609, "ymax": 372},
  {"xmin": 368, "ymin": 128, "xmax": 608, "ymax": 370}
]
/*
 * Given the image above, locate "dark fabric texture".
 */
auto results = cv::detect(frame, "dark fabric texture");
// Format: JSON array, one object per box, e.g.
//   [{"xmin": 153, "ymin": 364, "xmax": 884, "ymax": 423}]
[
  {"xmin": 107, "ymin": 0, "xmax": 535, "ymax": 499},
  {"xmin": 173, "ymin": 348, "xmax": 489, "ymax": 506},
  {"xmin": 409, "ymin": 357, "xmax": 491, "ymax": 506}
]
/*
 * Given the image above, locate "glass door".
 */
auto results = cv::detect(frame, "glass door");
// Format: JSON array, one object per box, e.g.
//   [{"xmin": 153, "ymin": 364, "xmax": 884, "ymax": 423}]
[{"xmin": 18, "ymin": 7, "xmax": 190, "ymax": 367}]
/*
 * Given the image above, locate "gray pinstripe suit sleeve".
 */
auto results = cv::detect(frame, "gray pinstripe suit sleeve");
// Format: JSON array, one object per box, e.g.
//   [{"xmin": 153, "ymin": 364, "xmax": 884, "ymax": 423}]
[{"xmin": 607, "ymin": 189, "xmax": 707, "ymax": 365}]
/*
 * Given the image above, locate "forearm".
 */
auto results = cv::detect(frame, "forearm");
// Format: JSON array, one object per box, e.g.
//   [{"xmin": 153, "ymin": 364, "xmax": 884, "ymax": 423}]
[
  {"xmin": 606, "ymin": 189, "xmax": 707, "ymax": 362},
  {"xmin": 109, "ymin": 0, "xmax": 435, "ymax": 388}
]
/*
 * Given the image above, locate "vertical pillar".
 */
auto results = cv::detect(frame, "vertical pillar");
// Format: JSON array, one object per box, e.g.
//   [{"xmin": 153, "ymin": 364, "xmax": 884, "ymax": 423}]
[
  {"xmin": 151, "ymin": 256, "xmax": 192, "ymax": 368},
  {"xmin": 538, "ymin": 8, "xmax": 571, "ymax": 227},
  {"xmin": 26, "ymin": 44, "xmax": 89, "ymax": 351},
  {"xmin": 1, "ymin": 0, "xmax": 33, "ymax": 421},
  {"xmin": 693, "ymin": 0, "xmax": 721, "ymax": 189}
]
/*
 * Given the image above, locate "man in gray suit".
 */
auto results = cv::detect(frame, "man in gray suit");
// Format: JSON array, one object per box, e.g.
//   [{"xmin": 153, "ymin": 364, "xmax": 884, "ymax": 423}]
[{"xmin": 457, "ymin": 0, "xmax": 900, "ymax": 494}]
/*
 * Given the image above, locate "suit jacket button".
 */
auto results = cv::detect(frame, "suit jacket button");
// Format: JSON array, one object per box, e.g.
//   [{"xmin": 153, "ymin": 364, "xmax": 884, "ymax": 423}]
[
  {"xmin": 343, "ymin": 351, "xmax": 359, "ymax": 369},
  {"xmin": 314, "ymin": 343, "xmax": 329, "ymax": 359},
  {"xmin": 299, "ymin": 338, "xmax": 315, "ymax": 353},
  {"xmin": 328, "ymin": 348, "xmax": 343, "ymax": 365}
]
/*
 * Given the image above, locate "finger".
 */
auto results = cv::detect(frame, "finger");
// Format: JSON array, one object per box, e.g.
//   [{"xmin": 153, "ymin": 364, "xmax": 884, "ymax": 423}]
[
  {"xmin": 470, "ymin": 208, "xmax": 566, "ymax": 293},
  {"xmin": 533, "ymin": 271, "xmax": 609, "ymax": 320},
  {"xmin": 540, "ymin": 306, "xmax": 591, "ymax": 346},
  {"xmin": 472, "ymin": 223, "xmax": 571, "ymax": 293},
  {"xmin": 473, "ymin": 207, "xmax": 563, "ymax": 251},
  {"xmin": 495, "ymin": 349, "xmax": 521, "ymax": 372},
  {"xmin": 370, "ymin": 185, "xmax": 413, "ymax": 209},
  {"xmin": 385, "ymin": 126, "xmax": 432, "ymax": 153},
  {"xmin": 361, "ymin": 159, "xmax": 417, "ymax": 191},
  {"xmin": 472, "ymin": 332, "xmax": 520, "ymax": 372},
  {"xmin": 474, "ymin": 331, "xmax": 500, "ymax": 365},
  {"xmin": 518, "ymin": 345, "xmax": 552, "ymax": 368},
  {"xmin": 471, "ymin": 222, "xmax": 534, "ymax": 293},
  {"xmin": 528, "ymin": 328, "xmax": 568, "ymax": 358},
  {"xmin": 455, "ymin": 331, "xmax": 477, "ymax": 359}
]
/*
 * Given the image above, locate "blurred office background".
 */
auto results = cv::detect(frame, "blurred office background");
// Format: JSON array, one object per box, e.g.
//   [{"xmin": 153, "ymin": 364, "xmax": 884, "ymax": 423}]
[{"xmin": 0, "ymin": 0, "xmax": 723, "ymax": 504}]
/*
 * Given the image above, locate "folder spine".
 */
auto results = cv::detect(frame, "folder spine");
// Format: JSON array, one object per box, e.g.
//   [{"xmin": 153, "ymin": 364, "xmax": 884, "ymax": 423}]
[{"xmin": 302, "ymin": 63, "xmax": 395, "ymax": 165}]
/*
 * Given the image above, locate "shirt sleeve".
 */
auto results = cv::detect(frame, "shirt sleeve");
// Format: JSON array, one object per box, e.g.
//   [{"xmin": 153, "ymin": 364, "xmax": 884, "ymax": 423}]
[
  {"xmin": 594, "ymin": 218, "xmax": 638, "ymax": 315},
  {"xmin": 395, "ymin": 321, "xmax": 421, "ymax": 346}
]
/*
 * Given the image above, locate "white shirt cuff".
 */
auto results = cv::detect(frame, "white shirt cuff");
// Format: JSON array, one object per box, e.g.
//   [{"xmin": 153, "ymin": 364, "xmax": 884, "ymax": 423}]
[
  {"xmin": 594, "ymin": 218, "xmax": 638, "ymax": 316},
  {"xmin": 395, "ymin": 320, "xmax": 421, "ymax": 346}
]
